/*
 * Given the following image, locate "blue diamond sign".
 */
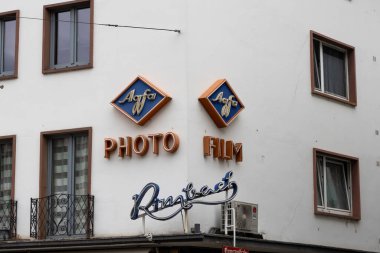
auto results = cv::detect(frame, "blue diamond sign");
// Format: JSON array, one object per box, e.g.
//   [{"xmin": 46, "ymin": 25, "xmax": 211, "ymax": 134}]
[
  {"xmin": 111, "ymin": 76, "xmax": 171, "ymax": 126},
  {"xmin": 199, "ymin": 79, "xmax": 244, "ymax": 128}
]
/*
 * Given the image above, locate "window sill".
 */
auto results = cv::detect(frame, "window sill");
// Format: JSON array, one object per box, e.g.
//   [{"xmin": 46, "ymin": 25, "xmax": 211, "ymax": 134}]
[
  {"xmin": 0, "ymin": 74, "xmax": 17, "ymax": 81},
  {"xmin": 42, "ymin": 64, "xmax": 92, "ymax": 75},
  {"xmin": 312, "ymin": 90, "xmax": 357, "ymax": 107},
  {"xmin": 315, "ymin": 209, "xmax": 360, "ymax": 221}
]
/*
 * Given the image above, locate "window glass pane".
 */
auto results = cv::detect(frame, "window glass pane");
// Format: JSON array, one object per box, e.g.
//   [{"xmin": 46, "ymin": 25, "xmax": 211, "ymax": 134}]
[
  {"xmin": 74, "ymin": 136, "xmax": 88, "ymax": 195},
  {"xmin": 325, "ymin": 159, "xmax": 349, "ymax": 210},
  {"xmin": 0, "ymin": 143, "xmax": 12, "ymax": 201},
  {"xmin": 316, "ymin": 156, "xmax": 324, "ymax": 206},
  {"xmin": 313, "ymin": 40, "xmax": 321, "ymax": 90},
  {"xmin": 76, "ymin": 8, "xmax": 90, "ymax": 63},
  {"xmin": 323, "ymin": 45, "xmax": 347, "ymax": 97},
  {"xmin": 3, "ymin": 20, "xmax": 16, "ymax": 73},
  {"xmin": 52, "ymin": 138, "xmax": 69, "ymax": 195},
  {"xmin": 54, "ymin": 11, "xmax": 71, "ymax": 65}
]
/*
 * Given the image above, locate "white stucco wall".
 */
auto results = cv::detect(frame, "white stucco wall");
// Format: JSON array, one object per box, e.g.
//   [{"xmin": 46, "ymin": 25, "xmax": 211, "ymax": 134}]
[{"xmin": 1, "ymin": 0, "xmax": 380, "ymax": 252}]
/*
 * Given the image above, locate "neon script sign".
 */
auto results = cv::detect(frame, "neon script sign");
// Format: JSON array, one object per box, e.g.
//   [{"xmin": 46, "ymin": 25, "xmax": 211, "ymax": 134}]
[{"xmin": 130, "ymin": 171, "xmax": 238, "ymax": 221}]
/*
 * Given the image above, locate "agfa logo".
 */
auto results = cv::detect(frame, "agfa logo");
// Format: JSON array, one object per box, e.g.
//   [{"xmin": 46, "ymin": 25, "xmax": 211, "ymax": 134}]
[
  {"xmin": 111, "ymin": 76, "xmax": 171, "ymax": 126},
  {"xmin": 211, "ymin": 92, "xmax": 238, "ymax": 118},
  {"xmin": 199, "ymin": 79, "xmax": 244, "ymax": 128},
  {"xmin": 119, "ymin": 89, "xmax": 157, "ymax": 116}
]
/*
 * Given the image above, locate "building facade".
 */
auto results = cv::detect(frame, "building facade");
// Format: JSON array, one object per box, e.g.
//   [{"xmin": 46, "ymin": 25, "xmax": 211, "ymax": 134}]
[{"xmin": 0, "ymin": 0, "xmax": 379, "ymax": 252}]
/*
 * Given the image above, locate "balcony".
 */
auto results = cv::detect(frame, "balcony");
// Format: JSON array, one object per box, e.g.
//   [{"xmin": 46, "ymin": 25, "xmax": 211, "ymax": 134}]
[
  {"xmin": 0, "ymin": 200, "xmax": 17, "ymax": 240},
  {"xmin": 30, "ymin": 194, "xmax": 94, "ymax": 239}
]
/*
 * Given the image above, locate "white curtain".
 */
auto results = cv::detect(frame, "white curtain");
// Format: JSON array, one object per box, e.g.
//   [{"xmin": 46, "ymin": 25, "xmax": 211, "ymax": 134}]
[
  {"xmin": 52, "ymin": 138, "xmax": 69, "ymax": 195},
  {"xmin": 74, "ymin": 136, "xmax": 88, "ymax": 235},
  {"xmin": 0, "ymin": 142, "xmax": 12, "ymax": 202}
]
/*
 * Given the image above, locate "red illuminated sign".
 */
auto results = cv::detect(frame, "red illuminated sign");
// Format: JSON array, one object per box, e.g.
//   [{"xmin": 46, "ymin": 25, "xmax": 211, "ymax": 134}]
[{"xmin": 222, "ymin": 246, "xmax": 249, "ymax": 253}]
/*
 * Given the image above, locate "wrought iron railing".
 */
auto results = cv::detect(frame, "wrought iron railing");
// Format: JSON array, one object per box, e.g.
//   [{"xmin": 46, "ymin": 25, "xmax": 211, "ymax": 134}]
[
  {"xmin": 0, "ymin": 200, "xmax": 17, "ymax": 240},
  {"xmin": 30, "ymin": 194, "xmax": 94, "ymax": 239}
]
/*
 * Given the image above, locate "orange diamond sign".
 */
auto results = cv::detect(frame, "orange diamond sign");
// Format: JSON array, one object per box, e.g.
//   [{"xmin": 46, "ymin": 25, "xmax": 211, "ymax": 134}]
[
  {"xmin": 111, "ymin": 76, "xmax": 171, "ymax": 126},
  {"xmin": 199, "ymin": 79, "xmax": 244, "ymax": 128}
]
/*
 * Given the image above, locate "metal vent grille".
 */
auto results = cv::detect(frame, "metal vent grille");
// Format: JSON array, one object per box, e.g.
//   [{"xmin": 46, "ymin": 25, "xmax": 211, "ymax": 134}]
[{"xmin": 221, "ymin": 201, "xmax": 258, "ymax": 234}]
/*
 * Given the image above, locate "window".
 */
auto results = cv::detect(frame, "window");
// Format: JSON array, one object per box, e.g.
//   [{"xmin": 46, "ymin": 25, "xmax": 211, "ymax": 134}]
[
  {"xmin": 0, "ymin": 11, "xmax": 19, "ymax": 80},
  {"xmin": 35, "ymin": 128, "xmax": 93, "ymax": 238},
  {"xmin": 313, "ymin": 148, "xmax": 360, "ymax": 220},
  {"xmin": 47, "ymin": 133, "xmax": 89, "ymax": 197},
  {"xmin": 42, "ymin": 0, "xmax": 93, "ymax": 74},
  {"xmin": 0, "ymin": 136, "xmax": 17, "ymax": 240},
  {"xmin": 310, "ymin": 31, "xmax": 357, "ymax": 106},
  {"xmin": 0, "ymin": 136, "xmax": 15, "ymax": 202}
]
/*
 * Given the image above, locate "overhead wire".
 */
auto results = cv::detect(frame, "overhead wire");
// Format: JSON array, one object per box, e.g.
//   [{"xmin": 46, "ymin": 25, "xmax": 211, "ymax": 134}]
[
  {"xmin": 0, "ymin": 15, "xmax": 180, "ymax": 87},
  {"xmin": 17, "ymin": 16, "xmax": 181, "ymax": 33}
]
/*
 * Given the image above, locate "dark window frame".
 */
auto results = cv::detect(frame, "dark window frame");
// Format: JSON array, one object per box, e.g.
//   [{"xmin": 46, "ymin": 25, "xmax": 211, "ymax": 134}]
[
  {"xmin": 310, "ymin": 31, "xmax": 357, "ymax": 106},
  {"xmin": 313, "ymin": 148, "xmax": 360, "ymax": 220},
  {"xmin": 0, "ymin": 135, "xmax": 16, "ymax": 201},
  {"xmin": 42, "ymin": 0, "xmax": 93, "ymax": 74},
  {"xmin": 0, "ymin": 10, "xmax": 19, "ymax": 81}
]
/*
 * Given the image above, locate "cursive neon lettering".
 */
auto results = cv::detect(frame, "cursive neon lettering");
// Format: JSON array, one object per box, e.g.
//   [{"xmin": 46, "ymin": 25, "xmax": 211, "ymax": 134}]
[{"xmin": 130, "ymin": 171, "xmax": 238, "ymax": 221}]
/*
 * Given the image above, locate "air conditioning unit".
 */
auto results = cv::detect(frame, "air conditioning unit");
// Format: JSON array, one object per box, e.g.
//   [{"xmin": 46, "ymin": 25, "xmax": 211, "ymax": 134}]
[{"xmin": 221, "ymin": 201, "xmax": 258, "ymax": 234}]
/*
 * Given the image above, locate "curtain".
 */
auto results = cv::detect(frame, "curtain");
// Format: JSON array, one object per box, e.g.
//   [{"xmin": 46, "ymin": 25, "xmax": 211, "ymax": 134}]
[
  {"xmin": 0, "ymin": 142, "xmax": 12, "ymax": 231},
  {"xmin": 74, "ymin": 136, "xmax": 88, "ymax": 196},
  {"xmin": 0, "ymin": 143, "xmax": 12, "ymax": 202},
  {"xmin": 74, "ymin": 136, "xmax": 88, "ymax": 235},
  {"xmin": 52, "ymin": 138, "xmax": 69, "ymax": 195},
  {"xmin": 323, "ymin": 45, "xmax": 347, "ymax": 97},
  {"xmin": 51, "ymin": 138, "xmax": 69, "ymax": 236}
]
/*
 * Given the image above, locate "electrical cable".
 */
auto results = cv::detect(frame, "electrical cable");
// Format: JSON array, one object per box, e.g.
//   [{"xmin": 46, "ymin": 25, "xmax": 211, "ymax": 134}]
[{"xmin": 18, "ymin": 16, "xmax": 181, "ymax": 33}]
